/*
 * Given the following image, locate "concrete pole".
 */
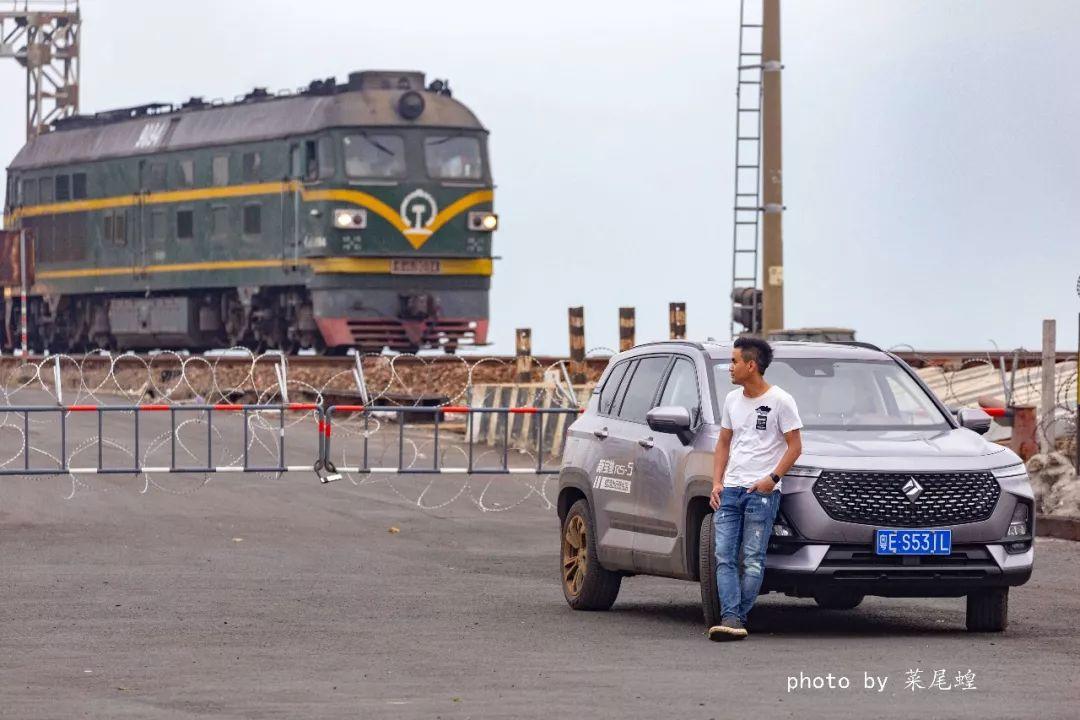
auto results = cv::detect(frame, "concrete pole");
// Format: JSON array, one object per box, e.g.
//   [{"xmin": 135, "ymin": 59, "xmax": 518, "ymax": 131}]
[
  {"xmin": 668, "ymin": 302, "xmax": 686, "ymax": 340},
  {"xmin": 1040, "ymin": 319, "xmax": 1055, "ymax": 454},
  {"xmin": 760, "ymin": 0, "xmax": 784, "ymax": 336},
  {"xmin": 515, "ymin": 328, "xmax": 531, "ymax": 383},
  {"xmin": 567, "ymin": 307, "xmax": 586, "ymax": 384}
]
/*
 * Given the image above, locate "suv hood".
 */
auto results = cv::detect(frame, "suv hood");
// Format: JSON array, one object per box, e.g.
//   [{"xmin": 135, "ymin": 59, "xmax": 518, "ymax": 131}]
[{"xmin": 799, "ymin": 427, "xmax": 1012, "ymax": 471}]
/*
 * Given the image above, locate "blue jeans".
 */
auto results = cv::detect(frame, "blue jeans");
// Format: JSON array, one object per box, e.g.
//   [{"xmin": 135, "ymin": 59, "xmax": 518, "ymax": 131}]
[{"xmin": 714, "ymin": 486, "xmax": 781, "ymax": 623}]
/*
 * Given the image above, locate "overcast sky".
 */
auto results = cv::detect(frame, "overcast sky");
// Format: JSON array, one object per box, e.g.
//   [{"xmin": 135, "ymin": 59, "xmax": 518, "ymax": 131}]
[{"xmin": 2, "ymin": 0, "xmax": 1077, "ymax": 356}]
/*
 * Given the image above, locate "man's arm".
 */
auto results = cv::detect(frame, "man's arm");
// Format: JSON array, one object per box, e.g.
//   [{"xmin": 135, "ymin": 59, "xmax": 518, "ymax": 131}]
[
  {"xmin": 747, "ymin": 428, "xmax": 803, "ymax": 494},
  {"xmin": 709, "ymin": 428, "xmax": 733, "ymax": 510}
]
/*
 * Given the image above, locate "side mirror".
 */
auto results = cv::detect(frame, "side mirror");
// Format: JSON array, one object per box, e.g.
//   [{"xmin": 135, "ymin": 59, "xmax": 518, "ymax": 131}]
[
  {"xmin": 646, "ymin": 405, "xmax": 696, "ymax": 445},
  {"xmin": 956, "ymin": 407, "xmax": 992, "ymax": 435}
]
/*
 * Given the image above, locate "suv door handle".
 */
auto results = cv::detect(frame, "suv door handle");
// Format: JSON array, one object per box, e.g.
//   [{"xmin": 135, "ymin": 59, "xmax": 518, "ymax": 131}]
[
  {"xmin": 593, "ymin": 427, "xmax": 609, "ymax": 439},
  {"xmin": 638, "ymin": 437, "xmax": 654, "ymax": 449}
]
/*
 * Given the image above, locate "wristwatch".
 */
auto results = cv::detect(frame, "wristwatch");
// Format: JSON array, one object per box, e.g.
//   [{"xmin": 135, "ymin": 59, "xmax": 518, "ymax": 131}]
[{"xmin": 769, "ymin": 473, "xmax": 781, "ymax": 484}]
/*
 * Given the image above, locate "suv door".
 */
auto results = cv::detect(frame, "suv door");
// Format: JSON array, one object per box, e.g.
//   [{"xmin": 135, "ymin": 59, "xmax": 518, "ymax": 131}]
[
  {"xmin": 601, "ymin": 355, "xmax": 672, "ymax": 563},
  {"xmin": 570, "ymin": 358, "xmax": 635, "ymax": 569},
  {"xmin": 633, "ymin": 355, "xmax": 703, "ymax": 572}
]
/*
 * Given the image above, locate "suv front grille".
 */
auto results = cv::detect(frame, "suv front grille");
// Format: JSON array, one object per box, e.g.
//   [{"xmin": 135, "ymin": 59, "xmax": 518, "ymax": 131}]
[{"xmin": 812, "ymin": 471, "xmax": 1000, "ymax": 527}]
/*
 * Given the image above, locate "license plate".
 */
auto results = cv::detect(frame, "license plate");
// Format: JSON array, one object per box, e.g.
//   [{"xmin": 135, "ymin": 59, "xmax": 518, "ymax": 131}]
[
  {"xmin": 875, "ymin": 528, "xmax": 952, "ymax": 555},
  {"xmin": 390, "ymin": 259, "xmax": 441, "ymax": 275}
]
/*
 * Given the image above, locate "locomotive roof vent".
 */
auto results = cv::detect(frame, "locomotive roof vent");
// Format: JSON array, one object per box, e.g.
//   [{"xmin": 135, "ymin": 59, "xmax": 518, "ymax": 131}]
[
  {"xmin": 346, "ymin": 70, "xmax": 425, "ymax": 92},
  {"xmin": 243, "ymin": 87, "xmax": 271, "ymax": 102},
  {"xmin": 305, "ymin": 77, "xmax": 337, "ymax": 96}
]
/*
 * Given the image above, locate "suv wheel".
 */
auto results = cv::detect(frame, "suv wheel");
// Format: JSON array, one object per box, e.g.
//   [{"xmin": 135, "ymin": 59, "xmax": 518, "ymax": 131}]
[
  {"xmin": 813, "ymin": 589, "xmax": 864, "ymax": 610},
  {"xmin": 561, "ymin": 499, "xmax": 621, "ymax": 610},
  {"xmin": 966, "ymin": 588, "xmax": 1008, "ymax": 632},
  {"xmin": 698, "ymin": 513, "xmax": 722, "ymax": 628}
]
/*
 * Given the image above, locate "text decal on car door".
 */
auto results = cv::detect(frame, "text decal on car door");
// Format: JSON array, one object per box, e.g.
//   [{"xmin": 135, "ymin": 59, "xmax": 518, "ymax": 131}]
[{"xmin": 593, "ymin": 458, "xmax": 634, "ymax": 493}]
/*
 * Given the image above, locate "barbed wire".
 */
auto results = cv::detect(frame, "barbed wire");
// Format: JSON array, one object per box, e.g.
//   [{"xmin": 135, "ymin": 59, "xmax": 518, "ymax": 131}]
[
  {"xmin": 901, "ymin": 346, "xmax": 1077, "ymax": 461},
  {"xmin": 0, "ymin": 349, "xmax": 605, "ymax": 511},
  {"xmin": 3, "ymin": 345, "xmax": 1077, "ymax": 514}
]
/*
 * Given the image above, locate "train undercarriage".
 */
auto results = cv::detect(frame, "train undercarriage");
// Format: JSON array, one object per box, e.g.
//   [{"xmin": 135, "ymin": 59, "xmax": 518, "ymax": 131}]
[{"xmin": 2, "ymin": 287, "xmax": 485, "ymax": 355}]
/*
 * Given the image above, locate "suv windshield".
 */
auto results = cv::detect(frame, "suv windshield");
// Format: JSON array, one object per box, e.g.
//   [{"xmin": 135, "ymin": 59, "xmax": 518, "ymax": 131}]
[{"xmin": 711, "ymin": 358, "xmax": 949, "ymax": 429}]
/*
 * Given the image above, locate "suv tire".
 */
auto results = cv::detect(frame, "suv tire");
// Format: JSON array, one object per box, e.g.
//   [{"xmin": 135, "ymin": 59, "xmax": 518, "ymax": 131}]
[
  {"xmin": 561, "ymin": 499, "xmax": 621, "ymax": 610},
  {"xmin": 813, "ymin": 589, "xmax": 864, "ymax": 610},
  {"xmin": 966, "ymin": 587, "xmax": 1008, "ymax": 632},
  {"xmin": 698, "ymin": 513, "xmax": 723, "ymax": 628}
]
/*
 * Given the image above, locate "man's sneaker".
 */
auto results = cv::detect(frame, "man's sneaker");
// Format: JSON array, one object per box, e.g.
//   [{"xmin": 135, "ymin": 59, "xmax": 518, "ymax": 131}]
[{"xmin": 708, "ymin": 616, "xmax": 749, "ymax": 641}]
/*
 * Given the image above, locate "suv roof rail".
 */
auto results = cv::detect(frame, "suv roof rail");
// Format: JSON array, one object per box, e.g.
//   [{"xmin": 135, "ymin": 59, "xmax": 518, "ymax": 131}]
[
  {"xmin": 629, "ymin": 340, "xmax": 706, "ymax": 352},
  {"xmin": 827, "ymin": 340, "xmax": 883, "ymax": 352}
]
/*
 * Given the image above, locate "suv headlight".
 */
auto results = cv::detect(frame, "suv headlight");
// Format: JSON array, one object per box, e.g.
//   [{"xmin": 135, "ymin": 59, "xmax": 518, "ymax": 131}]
[
  {"xmin": 467, "ymin": 210, "xmax": 498, "ymax": 232},
  {"xmin": 334, "ymin": 208, "xmax": 368, "ymax": 229}
]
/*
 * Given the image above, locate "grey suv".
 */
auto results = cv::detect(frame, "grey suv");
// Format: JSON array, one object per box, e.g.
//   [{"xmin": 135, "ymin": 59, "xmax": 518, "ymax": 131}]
[{"xmin": 557, "ymin": 340, "xmax": 1034, "ymax": 632}]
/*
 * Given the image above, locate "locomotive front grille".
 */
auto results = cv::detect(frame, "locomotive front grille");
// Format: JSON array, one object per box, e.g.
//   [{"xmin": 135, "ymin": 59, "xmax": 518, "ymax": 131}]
[{"xmin": 812, "ymin": 471, "xmax": 1000, "ymax": 527}]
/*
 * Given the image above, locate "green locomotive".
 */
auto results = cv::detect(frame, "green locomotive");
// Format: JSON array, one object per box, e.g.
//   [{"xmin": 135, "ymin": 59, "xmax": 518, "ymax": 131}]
[{"xmin": 1, "ymin": 70, "xmax": 496, "ymax": 353}]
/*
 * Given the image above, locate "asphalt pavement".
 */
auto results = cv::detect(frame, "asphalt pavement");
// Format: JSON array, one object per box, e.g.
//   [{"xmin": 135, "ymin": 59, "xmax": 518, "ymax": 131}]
[{"xmin": 2, "ymin": 462, "xmax": 1079, "ymax": 720}]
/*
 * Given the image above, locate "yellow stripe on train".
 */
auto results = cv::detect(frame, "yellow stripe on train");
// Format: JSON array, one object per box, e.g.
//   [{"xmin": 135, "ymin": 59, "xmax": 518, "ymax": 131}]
[{"xmin": 9, "ymin": 182, "xmax": 493, "ymax": 251}]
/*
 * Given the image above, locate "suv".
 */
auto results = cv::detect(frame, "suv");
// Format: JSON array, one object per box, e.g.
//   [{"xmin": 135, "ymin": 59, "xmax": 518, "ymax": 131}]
[{"xmin": 557, "ymin": 340, "xmax": 1034, "ymax": 632}]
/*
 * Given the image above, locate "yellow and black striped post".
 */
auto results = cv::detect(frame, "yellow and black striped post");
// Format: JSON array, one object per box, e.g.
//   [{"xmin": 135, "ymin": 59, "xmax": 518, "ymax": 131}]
[
  {"xmin": 568, "ymin": 306, "xmax": 586, "ymax": 384},
  {"xmin": 618, "ymin": 307, "xmax": 635, "ymax": 352},
  {"xmin": 669, "ymin": 302, "xmax": 686, "ymax": 340},
  {"xmin": 515, "ymin": 328, "xmax": 531, "ymax": 383}
]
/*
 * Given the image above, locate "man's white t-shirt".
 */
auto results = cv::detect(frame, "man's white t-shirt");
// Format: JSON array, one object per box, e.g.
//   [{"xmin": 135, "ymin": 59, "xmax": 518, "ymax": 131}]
[{"xmin": 721, "ymin": 385, "xmax": 803, "ymax": 491}]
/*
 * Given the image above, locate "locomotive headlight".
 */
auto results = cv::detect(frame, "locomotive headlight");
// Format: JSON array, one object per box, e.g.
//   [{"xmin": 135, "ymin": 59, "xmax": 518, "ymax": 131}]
[
  {"xmin": 468, "ymin": 211, "xmax": 499, "ymax": 232},
  {"xmin": 334, "ymin": 208, "xmax": 368, "ymax": 230}
]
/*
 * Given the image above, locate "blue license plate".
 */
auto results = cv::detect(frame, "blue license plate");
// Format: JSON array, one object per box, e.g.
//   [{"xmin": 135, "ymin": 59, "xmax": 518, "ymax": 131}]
[{"xmin": 875, "ymin": 528, "xmax": 952, "ymax": 555}]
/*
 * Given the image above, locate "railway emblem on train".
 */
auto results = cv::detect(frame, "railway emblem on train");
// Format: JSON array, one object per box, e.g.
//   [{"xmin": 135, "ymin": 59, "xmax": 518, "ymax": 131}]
[{"xmin": 400, "ymin": 189, "xmax": 438, "ymax": 238}]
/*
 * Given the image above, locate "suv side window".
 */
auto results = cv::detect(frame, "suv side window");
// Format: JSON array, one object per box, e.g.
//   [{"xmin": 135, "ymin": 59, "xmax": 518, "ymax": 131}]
[
  {"xmin": 617, "ymin": 356, "xmax": 670, "ymax": 423},
  {"xmin": 658, "ymin": 357, "xmax": 701, "ymax": 424},
  {"xmin": 598, "ymin": 360, "xmax": 630, "ymax": 416}
]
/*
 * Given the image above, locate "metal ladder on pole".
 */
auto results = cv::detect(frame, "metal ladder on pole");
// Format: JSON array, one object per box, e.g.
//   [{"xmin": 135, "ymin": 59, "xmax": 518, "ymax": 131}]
[{"xmin": 729, "ymin": 0, "xmax": 764, "ymax": 339}]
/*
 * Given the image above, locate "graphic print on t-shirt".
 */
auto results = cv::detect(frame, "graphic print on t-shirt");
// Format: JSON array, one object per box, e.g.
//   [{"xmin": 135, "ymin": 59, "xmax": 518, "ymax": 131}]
[{"xmin": 755, "ymin": 405, "xmax": 771, "ymax": 431}]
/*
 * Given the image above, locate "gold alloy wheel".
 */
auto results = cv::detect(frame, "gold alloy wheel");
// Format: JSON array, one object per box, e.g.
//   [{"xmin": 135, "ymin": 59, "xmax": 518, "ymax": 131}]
[{"xmin": 562, "ymin": 514, "xmax": 588, "ymax": 597}]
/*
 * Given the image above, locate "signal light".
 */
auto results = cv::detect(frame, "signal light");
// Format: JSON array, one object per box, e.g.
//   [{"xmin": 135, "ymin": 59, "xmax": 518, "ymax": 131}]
[{"xmin": 731, "ymin": 287, "xmax": 762, "ymax": 334}]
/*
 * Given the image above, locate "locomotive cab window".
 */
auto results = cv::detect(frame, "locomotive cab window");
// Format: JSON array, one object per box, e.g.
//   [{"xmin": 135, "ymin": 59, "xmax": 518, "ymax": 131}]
[
  {"xmin": 343, "ymin": 134, "xmax": 405, "ymax": 179},
  {"xmin": 424, "ymin": 135, "xmax": 483, "ymax": 180},
  {"xmin": 302, "ymin": 139, "xmax": 334, "ymax": 181},
  {"xmin": 22, "ymin": 178, "xmax": 37, "ymax": 205},
  {"xmin": 304, "ymin": 141, "xmax": 318, "ymax": 180}
]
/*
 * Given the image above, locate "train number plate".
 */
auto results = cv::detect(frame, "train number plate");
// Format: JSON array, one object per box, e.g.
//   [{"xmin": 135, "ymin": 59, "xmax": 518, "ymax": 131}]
[
  {"xmin": 875, "ymin": 528, "xmax": 952, "ymax": 555},
  {"xmin": 390, "ymin": 259, "xmax": 441, "ymax": 275}
]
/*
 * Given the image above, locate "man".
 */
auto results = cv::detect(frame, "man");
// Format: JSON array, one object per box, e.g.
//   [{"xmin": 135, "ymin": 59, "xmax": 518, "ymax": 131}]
[{"xmin": 708, "ymin": 337, "xmax": 803, "ymax": 641}]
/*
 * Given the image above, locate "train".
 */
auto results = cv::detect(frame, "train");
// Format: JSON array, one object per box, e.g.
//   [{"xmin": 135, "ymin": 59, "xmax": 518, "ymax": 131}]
[{"xmin": 1, "ymin": 69, "xmax": 496, "ymax": 354}]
